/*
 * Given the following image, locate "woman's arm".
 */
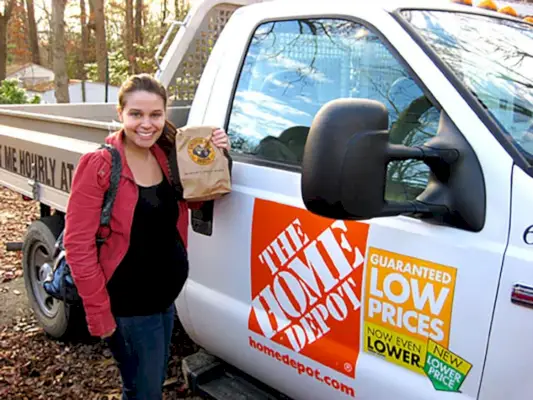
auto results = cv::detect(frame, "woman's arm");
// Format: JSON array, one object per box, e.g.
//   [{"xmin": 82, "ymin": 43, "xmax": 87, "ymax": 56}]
[{"xmin": 63, "ymin": 151, "xmax": 116, "ymax": 338}]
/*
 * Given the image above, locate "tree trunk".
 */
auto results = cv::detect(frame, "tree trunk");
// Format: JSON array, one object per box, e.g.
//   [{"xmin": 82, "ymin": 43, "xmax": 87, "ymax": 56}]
[
  {"xmin": 162, "ymin": 0, "xmax": 167, "ymax": 23},
  {"xmin": 135, "ymin": 0, "xmax": 143, "ymax": 46},
  {"xmin": 26, "ymin": 0, "xmax": 40, "ymax": 65},
  {"xmin": 160, "ymin": 0, "xmax": 168, "ymax": 42},
  {"xmin": 39, "ymin": 0, "xmax": 53, "ymax": 68},
  {"xmin": 0, "ymin": 15, "xmax": 6, "ymax": 81},
  {"xmin": 52, "ymin": 0, "xmax": 69, "ymax": 103},
  {"xmin": 125, "ymin": 0, "xmax": 134, "ymax": 74},
  {"xmin": 133, "ymin": 0, "xmax": 143, "ymax": 74},
  {"xmin": 90, "ymin": 0, "xmax": 107, "ymax": 82},
  {"xmin": 0, "ymin": 1, "xmax": 15, "ymax": 81},
  {"xmin": 175, "ymin": 0, "xmax": 187, "ymax": 20},
  {"xmin": 80, "ymin": 0, "xmax": 88, "ymax": 102}
]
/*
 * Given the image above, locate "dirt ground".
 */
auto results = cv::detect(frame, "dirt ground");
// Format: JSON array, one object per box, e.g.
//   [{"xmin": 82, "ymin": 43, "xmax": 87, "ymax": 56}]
[
  {"xmin": 0, "ymin": 186, "xmax": 37, "ymax": 329},
  {"xmin": 0, "ymin": 278, "xmax": 32, "ymax": 327},
  {"xmin": 0, "ymin": 187, "xmax": 202, "ymax": 399}
]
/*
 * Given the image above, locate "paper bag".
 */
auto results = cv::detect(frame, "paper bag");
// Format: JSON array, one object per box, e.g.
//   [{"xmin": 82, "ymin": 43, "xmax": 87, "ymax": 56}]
[{"xmin": 175, "ymin": 125, "xmax": 232, "ymax": 202}]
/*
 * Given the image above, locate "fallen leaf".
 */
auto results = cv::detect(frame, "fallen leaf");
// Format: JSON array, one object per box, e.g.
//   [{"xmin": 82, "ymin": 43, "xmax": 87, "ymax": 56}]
[
  {"xmin": 93, "ymin": 359, "xmax": 115, "ymax": 368},
  {"xmin": 93, "ymin": 392, "xmax": 122, "ymax": 400},
  {"xmin": 2, "ymin": 271, "xmax": 15, "ymax": 282}
]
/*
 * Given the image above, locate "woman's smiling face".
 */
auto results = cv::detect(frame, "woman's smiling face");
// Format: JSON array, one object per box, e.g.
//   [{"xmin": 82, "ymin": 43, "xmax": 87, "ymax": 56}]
[{"xmin": 118, "ymin": 90, "xmax": 166, "ymax": 149}]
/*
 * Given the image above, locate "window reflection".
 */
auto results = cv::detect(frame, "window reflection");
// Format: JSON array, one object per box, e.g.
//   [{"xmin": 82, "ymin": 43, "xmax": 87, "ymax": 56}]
[
  {"xmin": 403, "ymin": 10, "xmax": 533, "ymax": 159},
  {"xmin": 227, "ymin": 18, "xmax": 441, "ymax": 201}
]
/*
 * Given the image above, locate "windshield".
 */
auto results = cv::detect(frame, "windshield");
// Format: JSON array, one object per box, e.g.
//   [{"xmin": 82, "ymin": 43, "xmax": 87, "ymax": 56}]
[{"xmin": 401, "ymin": 10, "xmax": 533, "ymax": 159}]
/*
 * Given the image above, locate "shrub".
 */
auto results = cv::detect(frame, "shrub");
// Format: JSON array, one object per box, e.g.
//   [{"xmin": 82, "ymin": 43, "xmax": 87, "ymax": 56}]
[{"xmin": 0, "ymin": 79, "xmax": 41, "ymax": 104}]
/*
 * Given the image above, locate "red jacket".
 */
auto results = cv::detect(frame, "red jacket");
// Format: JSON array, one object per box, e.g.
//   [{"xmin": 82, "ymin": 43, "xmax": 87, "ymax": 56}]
[{"xmin": 64, "ymin": 131, "xmax": 199, "ymax": 337}]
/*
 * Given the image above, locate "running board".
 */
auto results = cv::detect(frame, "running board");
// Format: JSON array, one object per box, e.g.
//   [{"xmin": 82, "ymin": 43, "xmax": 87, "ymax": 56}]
[{"xmin": 182, "ymin": 350, "xmax": 292, "ymax": 400}]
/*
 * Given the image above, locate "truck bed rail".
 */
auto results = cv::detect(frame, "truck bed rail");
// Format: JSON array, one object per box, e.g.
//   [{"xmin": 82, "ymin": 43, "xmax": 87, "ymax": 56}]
[{"xmin": 0, "ymin": 104, "xmax": 190, "ymax": 211}]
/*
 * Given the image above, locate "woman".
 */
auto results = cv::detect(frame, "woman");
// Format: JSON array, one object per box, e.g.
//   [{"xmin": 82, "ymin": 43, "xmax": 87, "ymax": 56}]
[{"xmin": 63, "ymin": 74, "xmax": 230, "ymax": 399}]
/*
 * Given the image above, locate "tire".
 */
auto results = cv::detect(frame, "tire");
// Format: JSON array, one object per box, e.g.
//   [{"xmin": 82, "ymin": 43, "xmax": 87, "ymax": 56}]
[{"xmin": 22, "ymin": 215, "xmax": 89, "ymax": 341}]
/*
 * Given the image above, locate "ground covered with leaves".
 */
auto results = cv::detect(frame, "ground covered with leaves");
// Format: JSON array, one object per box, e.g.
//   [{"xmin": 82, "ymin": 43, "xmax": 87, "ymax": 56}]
[
  {"xmin": 0, "ymin": 187, "xmax": 37, "ymax": 290},
  {"xmin": 0, "ymin": 188, "xmax": 201, "ymax": 399}
]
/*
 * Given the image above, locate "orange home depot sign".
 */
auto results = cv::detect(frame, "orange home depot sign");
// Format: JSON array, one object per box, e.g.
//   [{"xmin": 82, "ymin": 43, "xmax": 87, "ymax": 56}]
[{"xmin": 248, "ymin": 199, "xmax": 369, "ymax": 378}]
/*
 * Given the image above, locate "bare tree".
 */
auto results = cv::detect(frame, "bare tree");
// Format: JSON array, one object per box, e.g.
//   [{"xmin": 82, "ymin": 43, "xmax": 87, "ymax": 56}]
[
  {"xmin": 135, "ymin": 0, "xmax": 143, "ymax": 47},
  {"xmin": 25, "ymin": 0, "xmax": 40, "ymax": 65},
  {"xmin": 125, "ymin": 0, "xmax": 134, "ymax": 74},
  {"xmin": 89, "ymin": 0, "xmax": 107, "ymax": 82},
  {"xmin": 0, "ymin": 0, "xmax": 15, "ymax": 81},
  {"xmin": 175, "ymin": 0, "xmax": 188, "ymax": 20},
  {"xmin": 174, "ymin": 0, "xmax": 180, "ymax": 19},
  {"xmin": 52, "ymin": 0, "xmax": 69, "ymax": 103},
  {"xmin": 80, "ymin": 0, "xmax": 88, "ymax": 101},
  {"xmin": 161, "ymin": 0, "xmax": 167, "ymax": 41},
  {"xmin": 134, "ymin": 0, "xmax": 143, "ymax": 73},
  {"xmin": 35, "ymin": 0, "xmax": 52, "ymax": 67}
]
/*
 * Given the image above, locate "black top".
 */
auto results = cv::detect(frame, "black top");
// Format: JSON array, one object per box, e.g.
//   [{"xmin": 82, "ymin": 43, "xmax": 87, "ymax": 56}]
[{"xmin": 107, "ymin": 177, "xmax": 189, "ymax": 317}]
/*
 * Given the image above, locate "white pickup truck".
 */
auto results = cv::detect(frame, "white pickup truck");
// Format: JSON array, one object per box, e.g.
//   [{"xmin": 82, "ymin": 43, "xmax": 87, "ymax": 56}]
[{"xmin": 1, "ymin": 0, "xmax": 532, "ymax": 399}]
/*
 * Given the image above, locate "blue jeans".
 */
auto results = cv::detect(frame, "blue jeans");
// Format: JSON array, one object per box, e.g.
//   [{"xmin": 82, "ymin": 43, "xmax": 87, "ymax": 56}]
[{"xmin": 105, "ymin": 304, "xmax": 175, "ymax": 400}]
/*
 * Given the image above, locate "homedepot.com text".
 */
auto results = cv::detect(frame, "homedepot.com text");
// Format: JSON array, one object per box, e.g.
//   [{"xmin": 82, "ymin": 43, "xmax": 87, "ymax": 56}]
[{"xmin": 249, "ymin": 336, "xmax": 355, "ymax": 398}]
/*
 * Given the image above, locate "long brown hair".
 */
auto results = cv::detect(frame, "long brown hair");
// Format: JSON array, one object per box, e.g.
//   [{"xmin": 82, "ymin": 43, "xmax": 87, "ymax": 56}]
[{"xmin": 117, "ymin": 73, "xmax": 177, "ymax": 155}]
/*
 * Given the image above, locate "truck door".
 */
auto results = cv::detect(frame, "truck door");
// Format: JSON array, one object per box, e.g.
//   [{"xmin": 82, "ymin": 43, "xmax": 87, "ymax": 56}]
[
  {"xmin": 479, "ymin": 165, "xmax": 533, "ymax": 400},
  {"xmin": 180, "ymin": 11, "xmax": 512, "ymax": 400}
]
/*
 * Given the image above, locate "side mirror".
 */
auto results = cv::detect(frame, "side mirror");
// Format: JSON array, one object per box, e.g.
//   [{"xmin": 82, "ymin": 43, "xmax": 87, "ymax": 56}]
[
  {"xmin": 301, "ymin": 98, "xmax": 484, "ymax": 231},
  {"xmin": 301, "ymin": 98, "xmax": 390, "ymax": 220}
]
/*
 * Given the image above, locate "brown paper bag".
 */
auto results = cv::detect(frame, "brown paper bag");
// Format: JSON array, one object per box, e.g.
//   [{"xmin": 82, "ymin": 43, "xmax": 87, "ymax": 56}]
[{"xmin": 175, "ymin": 125, "xmax": 232, "ymax": 202}]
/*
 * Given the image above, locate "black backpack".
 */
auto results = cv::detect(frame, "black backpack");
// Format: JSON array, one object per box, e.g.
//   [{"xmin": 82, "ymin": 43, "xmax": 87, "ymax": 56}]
[{"xmin": 43, "ymin": 144, "xmax": 122, "ymax": 304}]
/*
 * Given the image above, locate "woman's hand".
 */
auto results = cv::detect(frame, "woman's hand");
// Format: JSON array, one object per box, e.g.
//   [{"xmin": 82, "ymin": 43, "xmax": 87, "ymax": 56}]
[{"xmin": 211, "ymin": 128, "xmax": 230, "ymax": 151}]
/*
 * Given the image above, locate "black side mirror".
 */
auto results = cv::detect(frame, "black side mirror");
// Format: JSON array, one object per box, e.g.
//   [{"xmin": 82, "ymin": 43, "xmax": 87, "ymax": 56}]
[
  {"xmin": 301, "ymin": 98, "xmax": 390, "ymax": 220},
  {"xmin": 301, "ymin": 98, "xmax": 485, "ymax": 231}
]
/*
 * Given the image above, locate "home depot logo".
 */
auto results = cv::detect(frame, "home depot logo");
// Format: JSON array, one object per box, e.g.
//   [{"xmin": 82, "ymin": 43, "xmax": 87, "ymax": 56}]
[{"xmin": 248, "ymin": 199, "xmax": 369, "ymax": 378}]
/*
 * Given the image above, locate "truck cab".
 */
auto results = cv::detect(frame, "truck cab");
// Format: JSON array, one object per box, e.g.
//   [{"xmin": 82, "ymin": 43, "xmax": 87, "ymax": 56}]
[
  {"xmin": 171, "ymin": 0, "xmax": 533, "ymax": 399},
  {"xmin": 0, "ymin": 0, "xmax": 531, "ymax": 398}
]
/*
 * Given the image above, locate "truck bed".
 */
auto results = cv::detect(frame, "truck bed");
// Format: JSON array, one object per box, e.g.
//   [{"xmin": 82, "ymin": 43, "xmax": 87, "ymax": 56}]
[{"xmin": 0, "ymin": 103, "xmax": 190, "ymax": 211}]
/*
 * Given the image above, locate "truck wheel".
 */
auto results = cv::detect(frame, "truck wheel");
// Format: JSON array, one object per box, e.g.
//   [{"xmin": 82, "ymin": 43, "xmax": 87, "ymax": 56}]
[{"xmin": 22, "ymin": 216, "xmax": 89, "ymax": 341}]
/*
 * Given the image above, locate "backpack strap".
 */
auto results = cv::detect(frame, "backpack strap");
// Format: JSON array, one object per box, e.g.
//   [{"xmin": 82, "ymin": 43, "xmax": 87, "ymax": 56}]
[
  {"xmin": 167, "ymin": 144, "xmax": 184, "ymax": 201},
  {"xmin": 97, "ymin": 144, "xmax": 122, "ymax": 243}
]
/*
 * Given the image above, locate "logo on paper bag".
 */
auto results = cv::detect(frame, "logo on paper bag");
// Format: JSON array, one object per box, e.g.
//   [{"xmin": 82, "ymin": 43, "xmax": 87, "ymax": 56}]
[
  {"xmin": 187, "ymin": 137, "xmax": 215, "ymax": 165},
  {"xmin": 248, "ymin": 199, "xmax": 369, "ymax": 378}
]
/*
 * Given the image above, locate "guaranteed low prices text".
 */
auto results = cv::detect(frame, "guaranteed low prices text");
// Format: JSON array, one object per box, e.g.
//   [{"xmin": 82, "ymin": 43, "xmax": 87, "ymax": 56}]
[{"xmin": 363, "ymin": 247, "xmax": 457, "ymax": 374}]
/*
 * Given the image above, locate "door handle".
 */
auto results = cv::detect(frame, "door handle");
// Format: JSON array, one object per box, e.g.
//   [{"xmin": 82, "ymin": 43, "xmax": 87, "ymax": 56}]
[
  {"xmin": 511, "ymin": 284, "xmax": 533, "ymax": 308},
  {"xmin": 191, "ymin": 200, "xmax": 214, "ymax": 236}
]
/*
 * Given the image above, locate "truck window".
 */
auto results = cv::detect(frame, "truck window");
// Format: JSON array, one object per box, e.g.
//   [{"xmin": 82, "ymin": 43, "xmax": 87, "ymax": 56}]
[
  {"xmin": 226, "ymin": 18, "xmax": 441, "ymax": 201},
  {"xmin": 402, "ymin": 10, "xmax": 533, "ymax": 163}
]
